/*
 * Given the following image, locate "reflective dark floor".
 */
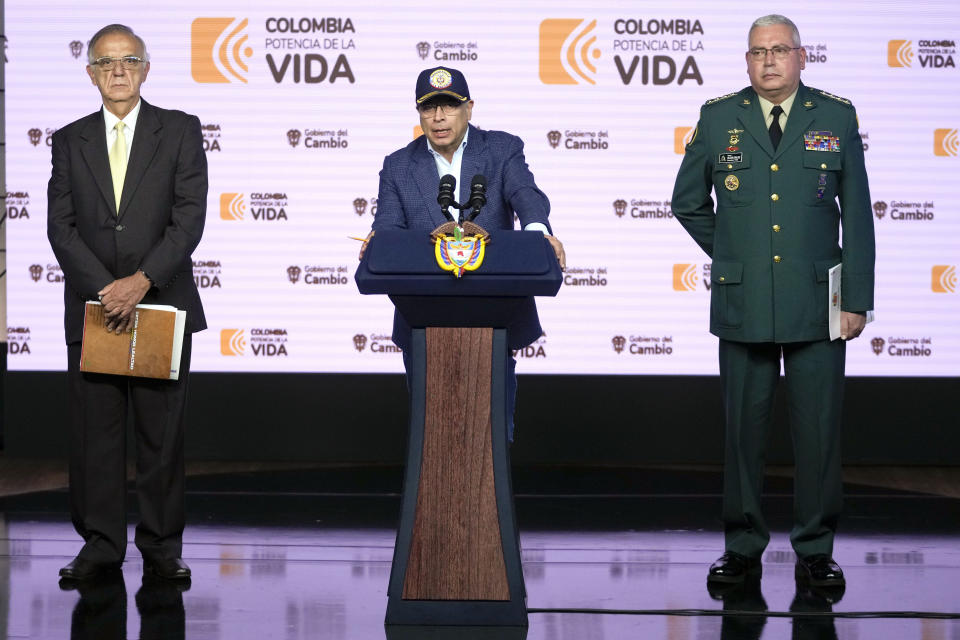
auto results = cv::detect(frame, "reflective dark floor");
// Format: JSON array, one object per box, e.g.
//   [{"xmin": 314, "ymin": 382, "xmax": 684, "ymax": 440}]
[{"xmin": 1, "ymin": 466, "xmax": 959, "ymax": 639}]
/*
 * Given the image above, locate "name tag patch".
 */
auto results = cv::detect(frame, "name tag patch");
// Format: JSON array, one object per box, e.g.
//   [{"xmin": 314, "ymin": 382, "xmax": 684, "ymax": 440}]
[{"xmin": 719, "ymin": 152, "xmax": 743, "ymax": 163}]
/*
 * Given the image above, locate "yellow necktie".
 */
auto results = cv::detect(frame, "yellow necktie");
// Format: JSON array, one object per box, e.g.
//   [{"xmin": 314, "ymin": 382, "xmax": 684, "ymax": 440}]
[{"xmin": 109, "ymin": 122, "xmax": 127, "ymax": 213}]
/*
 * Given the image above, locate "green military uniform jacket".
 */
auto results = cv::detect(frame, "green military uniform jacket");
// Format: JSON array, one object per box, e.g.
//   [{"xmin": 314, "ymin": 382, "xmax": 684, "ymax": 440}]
[{"xmin": 672, "ymin": 83, "xmax": 875, "ymax": 343}]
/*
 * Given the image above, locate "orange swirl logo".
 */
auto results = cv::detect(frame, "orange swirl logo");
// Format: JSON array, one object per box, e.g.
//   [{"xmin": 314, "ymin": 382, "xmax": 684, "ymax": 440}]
[
  {"xmin": 192, "ymin": 17, "xmax": 253, "ymax": 83},
  {"xmin": 932, "ymin": 265, "xmax": 957, "ymax": 293},
  {"xmin": 887, "ymin": 40, "xmax": 914, "ymax": 67},
  {"xmin": 674, "ymin": 126, "xmax": 694, "ymax": 154},
  {"xmin": 672, "ymin": 263, "xmax": 698, "ymax": 291},
  {"xmin": 219, "ymin": 193, "xmax": 246, "ymax": 220},
  {"xmin": 539, "ymin": 19, "xmax": 601, "ymax": 85},
  {"xmin": 934, "ymin": 129, "xmax": 959, "ymax": 156},
  {"xmin": 220, "ymin": 329, "xmax": 247, "ymax": 355}
]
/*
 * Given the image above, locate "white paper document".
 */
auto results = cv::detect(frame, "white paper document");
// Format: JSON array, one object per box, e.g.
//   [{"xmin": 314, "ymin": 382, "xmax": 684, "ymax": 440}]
[{"xmin": 828, "ymin": 264, "xmax": 875, "ymax": 341}]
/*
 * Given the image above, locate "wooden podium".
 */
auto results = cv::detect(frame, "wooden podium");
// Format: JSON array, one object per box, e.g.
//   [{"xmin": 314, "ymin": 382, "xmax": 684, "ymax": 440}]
[{"xmin": 356, "ymin": 229, "xmax": 562, "ymax": 626}]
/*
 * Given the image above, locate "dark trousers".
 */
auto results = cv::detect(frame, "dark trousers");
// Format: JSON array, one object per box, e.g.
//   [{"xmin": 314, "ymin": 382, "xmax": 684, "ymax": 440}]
[
  {"xmin": 66, "ymin": 335, "xmax": 192, "ymax": 565},
  {"xmin": 719, "ymin": 338, "xmax": 846, "ymax": 559}
]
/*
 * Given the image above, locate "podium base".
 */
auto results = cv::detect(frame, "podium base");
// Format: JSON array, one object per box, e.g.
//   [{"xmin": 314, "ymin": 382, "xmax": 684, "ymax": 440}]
[
  {"xmin": 385, "ymin": 623, "xmax": 527, "ymax": 638},
  {"xmin": 385, "ymin": 599, "xmax": 527, "ymax": 627},
  {"xmin": 385, "ymin": 327, "xmax": 527, "ymax": 626}
]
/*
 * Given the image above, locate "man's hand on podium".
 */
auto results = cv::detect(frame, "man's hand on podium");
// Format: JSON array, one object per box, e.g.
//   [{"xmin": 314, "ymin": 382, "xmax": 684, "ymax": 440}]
[
  {"xmin": 546, "ymin": 235, "xmax": 566, "ymax": 271},
  {"xmin": 358, "ymin": 230, "xmax": 375, "ymax": 260}
]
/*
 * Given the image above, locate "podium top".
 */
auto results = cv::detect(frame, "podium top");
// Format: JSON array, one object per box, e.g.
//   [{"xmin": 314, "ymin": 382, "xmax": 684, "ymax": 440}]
[{"xmin": 355, "ymin": 229, "xmax": 562, "ymax": 297}]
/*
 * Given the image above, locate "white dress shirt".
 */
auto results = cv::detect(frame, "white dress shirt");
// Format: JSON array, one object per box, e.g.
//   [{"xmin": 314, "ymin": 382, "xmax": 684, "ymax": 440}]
[
  {"xmin": 102, "ymin": 98, "xmax": 142, "ymax": 160},
  {"xmin": 426, "ymin": 128, "xmax": 549, "ymax": 235}
]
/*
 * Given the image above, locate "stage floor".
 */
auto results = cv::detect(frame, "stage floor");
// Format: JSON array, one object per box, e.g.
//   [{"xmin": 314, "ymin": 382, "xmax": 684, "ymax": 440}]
[{"xmin": 0, "ymin": 466, "xmax": 958, "ymax": 639}]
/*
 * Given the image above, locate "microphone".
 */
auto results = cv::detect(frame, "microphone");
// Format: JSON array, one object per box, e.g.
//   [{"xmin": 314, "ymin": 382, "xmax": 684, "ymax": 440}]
[
  {"xmin": 466, "ymin": 175, "xmax": 487, "ymax": 222},
  {"xmin": 437, "ymin": 174, "xmax": 457, "ymax": 222}
]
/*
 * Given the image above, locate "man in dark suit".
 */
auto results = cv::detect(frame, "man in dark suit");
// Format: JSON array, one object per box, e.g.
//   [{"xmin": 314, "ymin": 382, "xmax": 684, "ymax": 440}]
[
  {"xmin": 671, "ymin": 15, "xmax": 874, "ymax": 588},
  {"xmin": 362, "ymin": 66, "xmax": 565, "ymax": 439},
  {"xmin": 47, "ymin": 24, "xmax": 207, "ymax": 582}
]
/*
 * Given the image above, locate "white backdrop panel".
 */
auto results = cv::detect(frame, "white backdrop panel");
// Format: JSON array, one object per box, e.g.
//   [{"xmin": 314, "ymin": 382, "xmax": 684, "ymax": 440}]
[{"xmin": 5, "ymin": 1, "xmax": 959, "ymax": 375}]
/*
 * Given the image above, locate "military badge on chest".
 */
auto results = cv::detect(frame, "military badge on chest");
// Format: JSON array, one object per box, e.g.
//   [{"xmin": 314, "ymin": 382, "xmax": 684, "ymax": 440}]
[
  {"xmin": 727, "ymin": 128, "xmax": 743, "ymax": 152},
  {"xmin": 720, "ymin": 128, "xmax": 745, "ymax": 192},
  {"xmin": 817, "ymin": 173, "xmax": 827, "ymax": 200},
  {"xmin": 804, "ymin": 130, "xmax": 841, "ymax": 152}
]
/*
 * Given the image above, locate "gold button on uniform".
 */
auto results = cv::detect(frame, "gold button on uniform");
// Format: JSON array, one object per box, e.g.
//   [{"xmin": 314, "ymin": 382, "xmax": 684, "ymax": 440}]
[
  {"xmin": 770, "ymin": 163, "xmax": 779, "ymax": 171},
  {"xmin": 727, "ymin": 164, "xmax": 733, "ymax": 169},
  {"xmin": 718, "ymin": 276, "xmax": 725, "ymax": 282},
  {"xmin": 772, "ymin": 224, "xmax": 781, "ymax": 232},
  {"xmin": 771, "ymin": 193, "xmax": 779, "ymax": 201},
  {"xmin": 820, "ymin": 163, "xmax": 827, "ymax": 169},
  {"xmin": 773, "ymin": 255, "xmax": 782, "ymax": 263}
]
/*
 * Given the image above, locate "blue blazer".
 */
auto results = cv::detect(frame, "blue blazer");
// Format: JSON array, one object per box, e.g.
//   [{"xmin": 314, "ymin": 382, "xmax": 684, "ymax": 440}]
[{"xmin": 373, "ymin": 124, "xmax": 551, "ymax": 350}]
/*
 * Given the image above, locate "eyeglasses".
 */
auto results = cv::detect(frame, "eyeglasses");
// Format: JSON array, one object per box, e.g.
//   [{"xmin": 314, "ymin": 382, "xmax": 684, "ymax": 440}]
[
  {"xmin": 417, "ymin": 103, "xmax": 462, "ymax": 117},
  {"xmin": 91, "ymin": 56, "xmax": 146, "ymax": 71},
  {"xmin": 747, "ymin": 46, "xmax": 801, "ymax": 61}
]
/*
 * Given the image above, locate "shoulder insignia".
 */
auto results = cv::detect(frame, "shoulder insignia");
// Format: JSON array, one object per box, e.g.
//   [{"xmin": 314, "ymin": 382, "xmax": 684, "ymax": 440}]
[
  {"xmin": 813, "ymin": 89, "xmax": 852, "ymax": 106},
  {"xmin": 704, "ymin": 91, "xmax": 738, "ymax": 106}
]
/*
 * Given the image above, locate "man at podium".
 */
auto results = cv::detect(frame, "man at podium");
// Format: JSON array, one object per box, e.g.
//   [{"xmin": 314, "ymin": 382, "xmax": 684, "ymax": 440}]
[{"xmin": 362, "ymin": 66, "xmax": 565, "ymax": 440}]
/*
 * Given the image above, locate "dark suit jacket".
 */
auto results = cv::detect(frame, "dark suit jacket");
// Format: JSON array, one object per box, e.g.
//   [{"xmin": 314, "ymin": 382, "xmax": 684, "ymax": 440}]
[
  {"xmin": 48, "ymin": 99, "xmax": 208, "ymax": 345},
  {"xmin": 373, "ymin": 124, "xmax": 551, "ymax": 350},
  {"xmin": 671, "ymin": 83, "xmax": 875, "ymax": 343}
]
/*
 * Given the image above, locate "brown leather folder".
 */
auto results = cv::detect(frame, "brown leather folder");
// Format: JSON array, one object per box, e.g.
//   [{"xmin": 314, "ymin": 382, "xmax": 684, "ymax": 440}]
[{"xmin": 80, "ymin": 303, "xmax": 185, "ymax": 380}]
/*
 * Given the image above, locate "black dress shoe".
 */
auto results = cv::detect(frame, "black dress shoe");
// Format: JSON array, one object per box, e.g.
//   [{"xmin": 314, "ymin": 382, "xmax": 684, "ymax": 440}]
[
  {"xmin": 794, "ymin": 582, "xmax": 846, "ymax": 608},
  {"xmin": 707, "ymin": 551, "xmax": 762, "ymax": 584},
  {"xmin": 144, "ymin": 558, "xmax": 192, "ymax": 580},
  {"xmin": 707, "ymin": 572, "xmax": 766, "ymax": 603},
  {"xmin": 795, "ymin": 554, "xmax": 845, "ymax": 588},
  {"xmin": 58, "ymin": 557, "xmax": 121, "ymax": 581}
]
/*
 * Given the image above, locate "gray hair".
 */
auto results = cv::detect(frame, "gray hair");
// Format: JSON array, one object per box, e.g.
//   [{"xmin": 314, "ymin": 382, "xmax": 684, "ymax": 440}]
[
  {"xmin": 749, "ymin": 15, "xmax": 801, "ymax": 47},
  {"xmin": 87, "ymin": 24, "xmax": 150, "ymax": 64}
]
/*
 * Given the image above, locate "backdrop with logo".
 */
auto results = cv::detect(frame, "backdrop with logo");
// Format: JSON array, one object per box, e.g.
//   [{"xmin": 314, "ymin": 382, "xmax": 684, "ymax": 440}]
[{"xmin": 5, "ymin": 1, "xmax": 959, "ymax": 376}]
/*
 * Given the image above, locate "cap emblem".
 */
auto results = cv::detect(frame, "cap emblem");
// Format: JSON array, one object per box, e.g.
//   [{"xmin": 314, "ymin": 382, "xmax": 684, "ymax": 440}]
[{"xmin": 429, "ymin": 69, "xmax": 453, "ymax": 89}]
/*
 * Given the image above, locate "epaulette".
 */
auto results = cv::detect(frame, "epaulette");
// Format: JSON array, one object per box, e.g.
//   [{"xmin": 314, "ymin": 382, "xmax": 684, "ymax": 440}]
[
  {"xmin": 812, "ymin": 88, "xmax": 853, "ymax": 106},
  {"xmin": 703, "ymin": 91, "xmax": 738, "ymax": 106}
]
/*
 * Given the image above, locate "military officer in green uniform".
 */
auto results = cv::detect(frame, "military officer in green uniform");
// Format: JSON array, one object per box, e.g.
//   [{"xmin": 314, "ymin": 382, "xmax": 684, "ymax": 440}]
[{"xmin": 671, "ymin": 14, "xmax": 875, "ymax": 589}]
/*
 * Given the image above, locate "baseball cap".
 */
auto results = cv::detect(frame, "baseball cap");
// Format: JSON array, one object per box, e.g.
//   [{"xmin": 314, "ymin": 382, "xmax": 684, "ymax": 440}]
[{"xmin": 415, "ymin": 67, "xmax": 470, "ymax": 105}]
